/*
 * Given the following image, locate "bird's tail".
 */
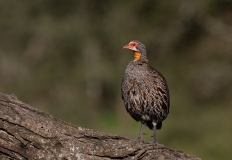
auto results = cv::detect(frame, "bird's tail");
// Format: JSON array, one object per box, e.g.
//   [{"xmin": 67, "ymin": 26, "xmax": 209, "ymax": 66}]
[
  {"xmin": 146, "ymin": 121, "xmax": 162, "ymax": 130},
  {"xmin": 156, "ymin": 122, "xmax": 162, "ymax": 129}
]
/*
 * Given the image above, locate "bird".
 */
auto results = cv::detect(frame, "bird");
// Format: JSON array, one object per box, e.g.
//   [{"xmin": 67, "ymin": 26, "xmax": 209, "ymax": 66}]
[{"xmin": 121, "ymin": 40, "xmax": 170, "ymax": 144}]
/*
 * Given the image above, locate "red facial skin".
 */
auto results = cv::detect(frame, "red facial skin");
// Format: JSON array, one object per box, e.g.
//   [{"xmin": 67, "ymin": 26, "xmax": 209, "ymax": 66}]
[
  {"xmin": 122, "ymin": 42, "xmax": 139, "ymax": 52},
  {"xmin": 123, "ymin": 41, "xmax": 140, "ymax": 61}
]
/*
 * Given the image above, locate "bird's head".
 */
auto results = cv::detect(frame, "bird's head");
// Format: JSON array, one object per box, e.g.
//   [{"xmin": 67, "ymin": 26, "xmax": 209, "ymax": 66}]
[{"xmin": 123, "ymin": 40, "xmax": 147, "ymax": 62}]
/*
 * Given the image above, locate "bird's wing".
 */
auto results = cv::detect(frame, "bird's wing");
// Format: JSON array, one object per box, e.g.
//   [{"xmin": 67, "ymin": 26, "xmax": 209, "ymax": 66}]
[{"xmin": 146, "ymin": 67, "xmax": 170, "ymax": 121}]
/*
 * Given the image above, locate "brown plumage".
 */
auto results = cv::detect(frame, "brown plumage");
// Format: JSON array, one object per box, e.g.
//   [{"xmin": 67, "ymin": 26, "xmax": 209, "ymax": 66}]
[{"xmin": 121, "ymin": 40, "xmax": 170, "ymax": 144}]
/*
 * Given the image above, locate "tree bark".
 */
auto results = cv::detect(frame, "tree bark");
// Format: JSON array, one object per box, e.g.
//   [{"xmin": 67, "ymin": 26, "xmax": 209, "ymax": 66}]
[{"xmin": 0, "ymin": 93, "xmax": 200, "ymax": 160}]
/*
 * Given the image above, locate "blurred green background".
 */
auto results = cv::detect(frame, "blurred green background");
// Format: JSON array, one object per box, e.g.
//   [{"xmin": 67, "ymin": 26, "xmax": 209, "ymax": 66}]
[{"xmin": 0, "ymin": 0, "xmax": 232, "ymax": 159}]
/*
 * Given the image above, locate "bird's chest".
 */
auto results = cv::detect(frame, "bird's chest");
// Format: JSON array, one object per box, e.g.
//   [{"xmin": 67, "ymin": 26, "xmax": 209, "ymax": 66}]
[
  {"xmin": 122, "ymin": 65, "xmax": 151, "ymax": 101},
  {"xmin": 125, "ymin": 65, "xmax": 146, "ymax": 81},
  {"xmin": 122, "ymin": 65, "xmax": 152, "ymax": 121}
]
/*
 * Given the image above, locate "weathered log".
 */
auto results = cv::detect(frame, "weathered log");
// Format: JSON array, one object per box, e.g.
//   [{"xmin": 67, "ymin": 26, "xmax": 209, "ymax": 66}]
[{"xmin": 0, "ymin": 93, "xmax": 200, "ymax": 160}]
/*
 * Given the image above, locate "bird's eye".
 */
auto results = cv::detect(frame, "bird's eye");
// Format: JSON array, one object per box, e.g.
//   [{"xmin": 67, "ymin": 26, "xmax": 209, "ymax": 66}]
[{"xmin": 132, "ymin": 43, "xmax": 136, "ymax": 46}]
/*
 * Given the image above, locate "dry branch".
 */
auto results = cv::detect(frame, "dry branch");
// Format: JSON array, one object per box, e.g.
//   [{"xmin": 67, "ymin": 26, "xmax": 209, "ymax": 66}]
[{"xmin": 0, "ymin": 93, "xmax": 200, "ymax": 160}]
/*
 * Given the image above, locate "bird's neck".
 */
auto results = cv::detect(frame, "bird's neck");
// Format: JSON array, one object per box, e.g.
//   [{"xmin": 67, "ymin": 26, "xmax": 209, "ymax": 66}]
[
  {"xmin": 133, "ymin": 51, "xmax": 148, "ymax": 64},
  {"xmin": 134, "ymin": 52, "xmax": 141, "ymax": 61}
]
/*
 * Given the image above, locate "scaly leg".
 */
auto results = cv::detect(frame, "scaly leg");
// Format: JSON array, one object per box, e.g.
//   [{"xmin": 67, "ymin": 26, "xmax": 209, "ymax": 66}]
[
  {"xmin": 137, "ymin": 123, "xmax": 145, "ymax": 140},
  {"xmin": 152, "ymin": 122, "xmax": 157, "ymax": 145}
]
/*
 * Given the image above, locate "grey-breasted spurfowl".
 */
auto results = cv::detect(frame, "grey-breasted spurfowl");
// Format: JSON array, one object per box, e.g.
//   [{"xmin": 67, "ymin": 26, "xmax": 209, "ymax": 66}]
[{"xmin": 121, "ymin": 40, "xmax": 170, "ymax": 144}]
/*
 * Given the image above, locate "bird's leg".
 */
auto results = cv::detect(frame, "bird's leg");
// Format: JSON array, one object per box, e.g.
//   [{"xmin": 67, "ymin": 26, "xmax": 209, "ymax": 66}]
[
  {"xmin": 137, "ymin": 123, "xmax": 145, "ymax": 140},
  {"xmin": 152, "ymin": 122, "xmax": 157, "ymax": 145}
]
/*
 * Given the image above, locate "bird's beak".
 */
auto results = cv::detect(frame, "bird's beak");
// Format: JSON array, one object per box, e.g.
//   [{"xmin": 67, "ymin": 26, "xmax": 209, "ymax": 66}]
[
  {"xmin": 122, "ymin": 44, "xmax": 129, "ymax": 50},
  {"xmin": 122, "ymin": 44, "xmax": 139, "ymax": 52}
]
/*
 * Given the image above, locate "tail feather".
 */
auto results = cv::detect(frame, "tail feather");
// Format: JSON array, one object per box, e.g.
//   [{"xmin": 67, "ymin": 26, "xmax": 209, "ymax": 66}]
[
  {"xmin": 146, "ymin": 121, "xmax": 162, "ymax": 130},
  {"xmin": 156, "ymin": 122, "xmax": 162, "ymax": 129}
]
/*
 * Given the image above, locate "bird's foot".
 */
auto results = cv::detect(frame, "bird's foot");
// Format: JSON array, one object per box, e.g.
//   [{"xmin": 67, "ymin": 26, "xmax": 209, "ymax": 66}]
[
  {"xmin": 148, "ymin": 141, "xmax": 158, "ymax": 149},
  {"xmin": 153, "ymin": 141, "xmax": 157, "ymax": 146},
  {"xmin": 150, "ymin": 141, "xmax": 166, "ymax": 149},
  {"xmin": 136, "ymin": 136, "xmax": 146, "ymax": 144},
  {"xmin": 137, "ymin": 133, "xmax": 145, "ymax": 141},
  {"xmin": 136, "ymin": 137, "xmax": 144, "ymax": 143}
]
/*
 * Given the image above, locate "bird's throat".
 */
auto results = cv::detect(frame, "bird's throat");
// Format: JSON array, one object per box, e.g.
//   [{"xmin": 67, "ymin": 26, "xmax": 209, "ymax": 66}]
[{"xmin": 134, "ymin": 52, "xmax": 141, "ymax": 61}]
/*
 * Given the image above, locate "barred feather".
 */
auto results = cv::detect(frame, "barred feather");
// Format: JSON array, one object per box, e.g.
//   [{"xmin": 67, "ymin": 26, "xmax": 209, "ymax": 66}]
[{"xmin": 121, "ymin": 41, "xmax": 170, "ymax": 131}]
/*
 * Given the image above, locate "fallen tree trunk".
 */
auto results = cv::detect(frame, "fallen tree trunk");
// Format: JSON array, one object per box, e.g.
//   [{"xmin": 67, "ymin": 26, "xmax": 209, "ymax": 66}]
[{"xmin": 0, "ymin": 93, "xmax": 200, "ymax": 160}]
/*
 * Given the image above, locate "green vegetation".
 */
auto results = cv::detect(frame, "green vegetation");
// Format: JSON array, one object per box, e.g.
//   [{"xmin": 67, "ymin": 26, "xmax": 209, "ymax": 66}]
[{"xmin": 0, "ymin": 1, "xmax": 231, "ymax": 159}]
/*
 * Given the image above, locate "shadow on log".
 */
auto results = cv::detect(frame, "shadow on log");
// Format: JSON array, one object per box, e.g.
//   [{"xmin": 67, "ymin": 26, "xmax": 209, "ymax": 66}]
[{"xmin": 0, "ymin": 93, "xmax": 200, "ymax": 160}]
